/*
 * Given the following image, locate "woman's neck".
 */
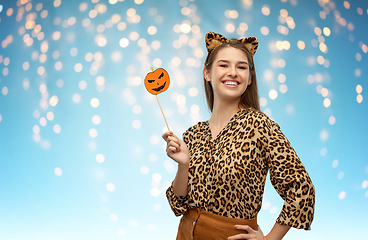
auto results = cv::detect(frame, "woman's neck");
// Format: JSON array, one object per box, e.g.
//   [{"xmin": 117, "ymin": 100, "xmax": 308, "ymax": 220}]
[{"xmin": 208, "ymin": 100, "xmax": 240, "ymax": 128}]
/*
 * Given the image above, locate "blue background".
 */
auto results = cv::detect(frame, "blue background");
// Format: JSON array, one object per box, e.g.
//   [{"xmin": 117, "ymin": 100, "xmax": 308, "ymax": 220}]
[{"xmin": 0, "ymin": 0, "xmax": 367, "ymax": 239}]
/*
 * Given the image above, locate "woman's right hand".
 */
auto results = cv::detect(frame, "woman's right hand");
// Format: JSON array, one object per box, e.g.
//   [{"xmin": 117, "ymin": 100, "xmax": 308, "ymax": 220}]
[{"xmin": 162, "ymin": 132, "xmax": 190, "ymax": 166}]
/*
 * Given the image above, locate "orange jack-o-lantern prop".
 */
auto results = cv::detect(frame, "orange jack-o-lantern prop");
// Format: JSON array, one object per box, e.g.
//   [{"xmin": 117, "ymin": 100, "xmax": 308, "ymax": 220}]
[
  {"xmin": 144, "ymin": 67, "xmax": 171, "ymax": 132},
  {"xmin": 144, "ymin": 68, "xmax": 170, "ymax": 95}
]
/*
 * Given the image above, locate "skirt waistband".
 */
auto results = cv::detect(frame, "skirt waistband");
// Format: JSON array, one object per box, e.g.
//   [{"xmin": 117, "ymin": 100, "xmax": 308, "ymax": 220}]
[{"xmin": 176, "ymin": 208, "xmax": 258, "ymax": 240}]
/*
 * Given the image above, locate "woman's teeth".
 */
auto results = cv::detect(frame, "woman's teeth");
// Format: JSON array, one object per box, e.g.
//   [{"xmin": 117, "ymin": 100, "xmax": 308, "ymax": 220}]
[{"xmin": 224, "ymin": 81, "xmax": 238, "ymax": 86}]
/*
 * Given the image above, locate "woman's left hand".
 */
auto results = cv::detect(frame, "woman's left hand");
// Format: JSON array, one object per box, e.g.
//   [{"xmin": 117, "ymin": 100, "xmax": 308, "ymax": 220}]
[{"xmin": 227, "ymin": 225, "xmax": 265, "ymax": 240}]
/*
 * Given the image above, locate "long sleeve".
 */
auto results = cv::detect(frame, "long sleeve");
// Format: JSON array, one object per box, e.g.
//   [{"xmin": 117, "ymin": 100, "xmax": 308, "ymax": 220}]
[
  {"xmin": 165, "ymin": 131, "xmax": 191, "ymax": 216},
  {"xmin": 166, "ymin": 185, "xmax": 189, "ymax": 216},
  {"xmin": 264, "ymin": 119, "xmax": 315, "ymax": 230}
]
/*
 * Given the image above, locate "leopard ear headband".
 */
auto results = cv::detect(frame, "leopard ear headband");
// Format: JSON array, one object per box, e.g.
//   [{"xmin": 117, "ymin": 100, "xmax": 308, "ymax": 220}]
[{"xmin": 205, "ymin": 32, "xmax": 259, "ymax": 57}]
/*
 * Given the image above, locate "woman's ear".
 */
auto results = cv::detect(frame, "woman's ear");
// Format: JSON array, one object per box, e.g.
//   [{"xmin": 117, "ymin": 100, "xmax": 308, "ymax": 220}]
[
  {"xmin": 248, "ymin": 77, "xmax": 252, "ymax": 86},
  {"xmin": 203, "ymin": 67, "xmax": 210, "ymax": 82}
]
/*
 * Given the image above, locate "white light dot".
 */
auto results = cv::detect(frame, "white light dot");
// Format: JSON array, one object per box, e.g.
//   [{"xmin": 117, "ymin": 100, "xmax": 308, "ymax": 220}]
[
  {"xmin": 96, "ymin": 154, "xmax": 105, "ymax": 163},
  {"xmin": 152, "ymin": 173, "xmax": 162, "ymax": 182},
  {"xmin": 262, "ymin": 201, "xmax": 271, "ymax": 210},
  {"xmin": 88, "ymin": 141, "xmax": 97, "ymax": 151},
  {"xmin": 153, "ymin": 58, "xmax": 162, "ymax": 68},
  {"xmin": 39, "ymin": 117, "xmax": 47, "ymax": 126},
  {"xmin": 332, "ymin": 159, "xmax": 339, "ymax": 168},
  {"xmin": 147, "ymin": 26, "xmax": 157, "ymax": 35},
  {"xmin": 226, "ymin": 23, "xmax": 235, "ymax": 33},
  {"xmin": 23, "ymin": 79, "xmax": 30, "ymax": 90},
  {"xmin": 278, "ymin": 74, "xmax": 286, "ymax": 83},
  {"xmin": 89, "ymin": 128, "xmax": 98, "ymax": 138},
  {"xmin": 74, "ymin": 63, "xmax": 83, "ymax": 72},
  {"xmin": 269, "ymin": 90, "xmax": 278, "ymax": 100},
  {"xmin": 72, "ymin": 93, "xmax": 81, "ymax": 103},
  {"xmin": 132, "ymin": 120, "xmax": 141, "ymax": 129},
  {"xmin": 110, "ymin": 214, "xmax": 119, "ymax": 221},
  {"xmin": 148, "ymin": 224, "xmax": 156, "ymax": 231},
  {"xmin": 79, "ymin": 81, "xmax": 87, "ymax": 90},
  {"xmin": 320, "ymin": 147, "xmax": 327, "ymax": 156},
  {"xmin": 260, "ymin": 97, "xmax": 267, "ymax": 107},
  {"xmin": 56, "ymin": 79, "xmax": 64, "ymax": 88},
  {"xmin": 54, "ymin": 167, "xmax": 62, "ymax": 176},
  {"xmin": 356, "ymin": 84, "xmax": 363, "ymax": 94},
  {"xmin": 119, "ymin": 38, "xmax": 129, "ymax": 48},
  {"xmin": 132, "ymin": 76, "xmax": 142, "ymax": 86},
  {"xmin": 150, "ymin": 188, "xmax": 160, "ymax": 197},
  {"xmin": 149, "ymin": 153, "xmax": 157, "ymax": 162},
  {"xmin": 329, "ymin": 116, "xmax": 336, "ymax": 125},
  {"xmin": 323, "ymin": 98, "xmax": 331, "ymax": 108},
  {"xmin": 90, "ymin": 98, "xmax": 100, "ymax": 108},
  {"xmin": 49, "ymin": 95, "xmax": 59, "ymax": 107},
  {"xmin": 117, "ymin": 229, "xmax": 126, "ymax": 236},
  {"xmin": 150, "ymin": 135, "xmax": 160, "ymax": 145},
  {"xmin": 354, "ymin": 68, "xmax": 362, "ymax": 77},
  {"xmin": 129, "ymin": 220, "xmax": 139, "ymax": 228},
  {"xmin": 133, "ymin": 105, "xmax": 141, "ymax": 114},
  {"xmin": 96, "ymin": 76, "xmax": 105, "ymax": 86},
  {"xmin": 53, "ymin": 124, "xmax": 61, "ymax": 133},
  {"xmin": 33, "ymin": 125, "xmax": 40, "ymax": 134},
  {"xmin": 362, "ymin": 180, "xmax": 368, "ymax": 189},
  {"xmin": 357, "ymin": 94, "xmax": 363, "ymax": 104},
  {"xmin": 338, "ymin": 171, "xmax": 344, "ymax": 180},
  {"xmin": 46, "ymin": 111, "xmax": 54, "ymax": 121},
  {"xmin": 180, "ymin": 23, "xmax": 191, "ymax": 33},
  {"xmin": 106, "ymin": 183, "xmax": 115, "ymax": 191},
  {"xmin": 153, "ymin": 203, "xmax": 162, "ymax": 211},
  {"xmin": 338, "ymin": 191, "xmax": 346, "ymax": 199},
  {"xmin": 188, "ymin": 87, "xmax": 198, "ymax": 97},
  {"xmin": 92, "ymin": 115, "xmax": 101, "ymax": 125},
  {"xmin": 140, "ymin": 166, "xmax": 149, "ymax": 174},
  {"xmin": 1, "ymin": 87, "xmax": 9, "ymax": 96},
  {"xmin": 320, "ymin": 129, "xmax": 328, "ymax": 141},
  {"xmin": 260, "ymin": 26, "xmax": 269, "ymax": 35},
  {"xmin": 279, "ymin": 84, "xmax": 288, "ymax": 93},
  {"xmin": 269, "ymin": 206, "xmax": 278, "ymax": 214}
]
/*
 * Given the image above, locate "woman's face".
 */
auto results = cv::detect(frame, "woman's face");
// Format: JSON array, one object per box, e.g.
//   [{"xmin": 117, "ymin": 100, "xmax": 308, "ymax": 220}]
[{"xmin": 204, "ymin": 46, "xmax": 251, "ymax": 106}]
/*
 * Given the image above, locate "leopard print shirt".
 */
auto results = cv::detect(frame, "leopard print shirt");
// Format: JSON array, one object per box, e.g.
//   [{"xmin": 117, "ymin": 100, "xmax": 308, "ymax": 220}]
[{"xmin": 166, "ymin": 108, "xmax": 315, "ymax": 230}]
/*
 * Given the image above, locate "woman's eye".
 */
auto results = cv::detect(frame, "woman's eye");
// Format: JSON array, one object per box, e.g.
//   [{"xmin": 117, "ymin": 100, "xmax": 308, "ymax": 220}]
[
  {"xmin": 219, "ymin": 64, "xmax": 227, "ymax": 67},
  {"xmin": 238, "ymin": 66, "xmax": 247, "ymax": 70}
]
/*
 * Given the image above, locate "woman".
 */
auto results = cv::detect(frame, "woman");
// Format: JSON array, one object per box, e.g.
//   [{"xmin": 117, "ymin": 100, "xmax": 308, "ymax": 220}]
[{"xmin": 162, "ymin": 32, "xmax": 315, "ymax": 240}]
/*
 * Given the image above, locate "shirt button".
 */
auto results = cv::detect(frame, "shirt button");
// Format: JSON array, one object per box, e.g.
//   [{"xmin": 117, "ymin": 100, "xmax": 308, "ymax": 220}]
[{"xmin": 193, "ymin": 221, "xmax": 195, "ymax": 225}]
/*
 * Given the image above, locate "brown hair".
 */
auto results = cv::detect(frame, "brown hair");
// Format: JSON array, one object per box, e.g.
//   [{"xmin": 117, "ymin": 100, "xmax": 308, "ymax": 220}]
[{"xmin": 204, "ymin": 40, "xmax": 260, "ymax": 112}]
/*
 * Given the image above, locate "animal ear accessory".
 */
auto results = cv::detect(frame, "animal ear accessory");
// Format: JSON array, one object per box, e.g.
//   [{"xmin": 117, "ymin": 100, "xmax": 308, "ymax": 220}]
[
  {"xmin": 205, "ymin": 32, "xmax": 259, "ymax": 57},
  {"xmin": 144, "ymin": 67, "xmax": 171, "ymax": 132}
]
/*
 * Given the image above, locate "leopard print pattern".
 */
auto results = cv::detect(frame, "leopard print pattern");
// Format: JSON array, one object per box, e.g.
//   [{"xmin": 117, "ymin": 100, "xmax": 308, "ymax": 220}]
[
  {"xmin": 205, "ymin": 32, "xmax": 259, "ymax": 56},
  {"xmin": 166, "ymin": 108, "xmax": 315, "ymax": 230}
]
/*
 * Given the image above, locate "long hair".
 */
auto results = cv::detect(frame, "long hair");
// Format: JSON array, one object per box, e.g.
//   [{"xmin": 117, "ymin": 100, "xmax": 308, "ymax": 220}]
[{"xmin": 203, "ymin": 40, "xmax": 260, "ymax": 112}]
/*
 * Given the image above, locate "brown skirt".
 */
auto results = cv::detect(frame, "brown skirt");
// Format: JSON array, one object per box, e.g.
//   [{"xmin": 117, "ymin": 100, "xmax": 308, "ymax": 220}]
[{"xmin": 176, "ymin": 208, "xmax": 258, "ymax": 240}]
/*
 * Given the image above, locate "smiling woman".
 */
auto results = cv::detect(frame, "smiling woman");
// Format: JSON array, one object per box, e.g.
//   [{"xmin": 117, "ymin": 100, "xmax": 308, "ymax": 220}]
[{"xmin": 162, "ymin": 32, "xmax": 315, "ymax": 240}]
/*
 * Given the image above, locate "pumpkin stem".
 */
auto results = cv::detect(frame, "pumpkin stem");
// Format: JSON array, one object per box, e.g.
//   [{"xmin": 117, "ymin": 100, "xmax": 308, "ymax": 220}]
[{"xmin": 151, "ymin": 67, "xmax": 154, "ymax": 72}]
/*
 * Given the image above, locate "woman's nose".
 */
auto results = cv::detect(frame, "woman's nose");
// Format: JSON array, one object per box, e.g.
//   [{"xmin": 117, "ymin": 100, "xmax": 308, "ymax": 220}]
[{"xmin": 228, "ymin": 66, "xmax": 237, "ymax": 77}]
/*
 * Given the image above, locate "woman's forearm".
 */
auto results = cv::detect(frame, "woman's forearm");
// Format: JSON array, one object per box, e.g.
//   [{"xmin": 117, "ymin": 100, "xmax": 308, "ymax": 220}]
[
  {"xmin": 172, "ymin": 163, "xmax": 189, "ymax": 196},
  {"xmin": 265, "ymin": 222, "xmax": 291, "ymax": 240}
]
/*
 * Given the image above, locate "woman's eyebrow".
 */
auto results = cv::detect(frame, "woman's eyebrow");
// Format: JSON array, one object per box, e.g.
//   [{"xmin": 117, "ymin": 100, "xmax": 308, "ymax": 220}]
[{"xmin": 217, "ymin": 60, "xmax": 248, "ymax": 65}]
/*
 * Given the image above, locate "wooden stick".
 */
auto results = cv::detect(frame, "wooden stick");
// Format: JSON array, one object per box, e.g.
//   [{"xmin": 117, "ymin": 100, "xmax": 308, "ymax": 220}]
[
  {"xmin": 150, "ymin": 67, "xmax": 171, "ymax": 132},
  {"xmin": 156, "ymin": 94, "xmax": 171, "ymax": 132}
]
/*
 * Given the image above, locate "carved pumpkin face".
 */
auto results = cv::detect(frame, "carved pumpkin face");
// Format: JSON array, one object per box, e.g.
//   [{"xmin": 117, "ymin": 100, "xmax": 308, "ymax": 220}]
[{"xmin": 144, "ymin": 68, "xmax": 170, "ymax": 95}]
